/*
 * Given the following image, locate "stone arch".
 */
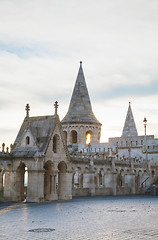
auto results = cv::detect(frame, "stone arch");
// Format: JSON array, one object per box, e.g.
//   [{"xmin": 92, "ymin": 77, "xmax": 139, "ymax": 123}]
[
  {"xmin": 71, "ymin": 130, "xmax": 77, "ymax": 144},
  {"xmin": 16, "ymin": 162, "xmax": 28, "ymax": 201},
  {"xmin": 118, "ymin": 169, "xmax": 124, "ymax": 187},
  {"xmin": 74, "ymin": 167, "xmax": 83, "ymax": 188},
  {"xmin": 44, "ymin": 161, "xmax": 55, "ymax": 201},
  {"xmin": 53, "ymin": 134, "xmax": 60, "ymax": 153},
  {"xmin": 0, "ymin": 164, "xmax": 4, "ymax": 190}
]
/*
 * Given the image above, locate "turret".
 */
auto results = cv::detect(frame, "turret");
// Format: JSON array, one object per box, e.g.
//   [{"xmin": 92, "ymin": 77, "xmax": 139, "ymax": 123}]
[
  {"xmin": 61, "ymin": 62, "xmax": 101, "ymax": 146},
  {"xmin": 122, "ymin": 102, "xmax": 138, "ymax": 137}
]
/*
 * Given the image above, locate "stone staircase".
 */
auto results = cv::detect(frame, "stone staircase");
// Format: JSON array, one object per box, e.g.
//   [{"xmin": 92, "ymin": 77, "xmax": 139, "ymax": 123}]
[{"xmin": 144, "ymin": 176, "xmax": 158, "ymax": 196}]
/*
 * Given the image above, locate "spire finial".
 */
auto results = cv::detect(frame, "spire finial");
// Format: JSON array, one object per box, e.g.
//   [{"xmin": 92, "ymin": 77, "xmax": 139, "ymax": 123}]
[
  {"xmin": 80, "ymin": 61, "xmax": 82, "ymax": 65},
  {"xmin": 54, "ymin": 101, "xmax": 59, "ymax": 115},
  {"xmin": 25, "ymin": 104, "xmax": 30, "ymax": 118},
  {"xmin": 129, "ymin": 102, "xmax": 131, "ymax": 106}
]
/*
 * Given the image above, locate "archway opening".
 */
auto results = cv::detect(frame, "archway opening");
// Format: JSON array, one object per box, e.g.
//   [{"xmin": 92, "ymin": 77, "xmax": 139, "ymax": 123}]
[
  {"xmin": 74, "ymin": 167, "xmax": 82, "ymax": 188},
  {"xmin": 16, "ymin": 163, "xmax": 28, "ymax": 201},
  {"xmin": 99, "ymin": 170, "xmax": 103, "ymax": 187},
  {"xmin": 44, "ymin": 161, "xmax": 54, "ymax": 201},
  {"xmin": 0, "ymin": 164, "xmax": 4, "ymax": 189}
]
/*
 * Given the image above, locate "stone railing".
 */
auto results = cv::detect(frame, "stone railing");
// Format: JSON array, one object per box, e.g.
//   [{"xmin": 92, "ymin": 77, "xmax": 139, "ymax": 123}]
[{"xmin": 0, "ymin": 143, "xmax": 12, "ymax": 154}]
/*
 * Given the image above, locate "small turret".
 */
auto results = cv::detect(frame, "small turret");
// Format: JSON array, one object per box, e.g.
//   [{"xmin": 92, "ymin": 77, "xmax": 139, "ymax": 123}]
[
  {"xmin": 62, "ymin": 62, "xmax": 101, "ymax": 146},
  {"xmin": 122, "ymin": 102, "xmax": 138, "ymax": 137}
]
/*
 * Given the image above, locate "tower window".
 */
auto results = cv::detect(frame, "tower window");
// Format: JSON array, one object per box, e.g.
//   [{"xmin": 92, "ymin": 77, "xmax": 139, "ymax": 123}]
[
  {"xmin": 86, "ymin": 132, "xmax": 92, "ymax": 144},
  {"xmin": 26, "ymin": 136, "xmax": 30, "ymax": 145},
  {"xmin": 71, "ymin": 130, "xmax": 77, "ymax": 144}
]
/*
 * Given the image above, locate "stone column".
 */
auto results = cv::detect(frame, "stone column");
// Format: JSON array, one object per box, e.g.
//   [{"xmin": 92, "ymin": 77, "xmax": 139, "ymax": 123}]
[
  {"xmin": 131, "ymin": 173, "xmax": 136, "ymax": 194},
  {"xmin": 112, "ymin": 172, "xmax": 117, "ymax": 196},
  {"xmin": 50, "ymin": 172, "xmax": 58, "ymax": 200},
  {"xmin": 26, "ymin": 170, "xmax": 45, "ymax": 202},
  {"xmin": 58, "ymin": 172, "xmax": 72, "ymax": 200},
  {"xmin": 3, "ymin": 170, "xmax": 17, "ymax": 201}
]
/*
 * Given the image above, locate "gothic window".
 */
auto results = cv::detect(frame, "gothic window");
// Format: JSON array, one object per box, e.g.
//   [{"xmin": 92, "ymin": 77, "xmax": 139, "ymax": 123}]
[
  {"xmin": 53, "ymin": 134, "xmax": 60, "ymax": 153},
  {"xmin": 26, "ymin": 136, "xmax": 30, "ymax": 145},
  {"xmin": 71, "ymin": 130, "xmax": 77, "ymax": 144}
]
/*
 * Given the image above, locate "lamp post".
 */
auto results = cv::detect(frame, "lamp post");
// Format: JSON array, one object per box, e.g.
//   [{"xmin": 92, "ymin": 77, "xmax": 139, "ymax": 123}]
[{"xmin": 143, "ymin": 117, "xmax": 147, "ymax": 136}]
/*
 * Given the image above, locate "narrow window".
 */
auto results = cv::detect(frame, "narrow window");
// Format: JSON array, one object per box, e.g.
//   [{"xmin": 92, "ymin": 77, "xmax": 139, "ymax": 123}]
[
  {"xmin": 53, "ymin": 135, "xmax": 57, "ymax": 153},
  {"xmin": 53, "ymin": 134, "xmax": 60, "ymax": 153},
  {"xmin": 71, "ymin": 130, "xmax": 77, "ymax": 144},
  {"xmin": 26, "ymin": 136, "xmax": 30, "ymax": 145}
]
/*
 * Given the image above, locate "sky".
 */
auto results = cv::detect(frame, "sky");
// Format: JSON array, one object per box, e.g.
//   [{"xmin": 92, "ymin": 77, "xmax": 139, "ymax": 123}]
[{"xmin": 0, "ymin": 0, "xmax": 158, "ymax": 149}]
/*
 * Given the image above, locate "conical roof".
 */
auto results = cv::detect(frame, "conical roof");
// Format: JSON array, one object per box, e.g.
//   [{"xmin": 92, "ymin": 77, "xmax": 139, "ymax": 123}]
[
  {"xmin": 62, "ymin": 62, "xmax": 101, "ymax": 125},
  {"xmin": 122, "ymin": 102, "xmax": 138, "ymax": 137}
]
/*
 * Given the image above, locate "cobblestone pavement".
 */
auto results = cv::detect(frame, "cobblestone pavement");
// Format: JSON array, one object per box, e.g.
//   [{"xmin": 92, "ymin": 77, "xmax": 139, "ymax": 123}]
[{"xmin": 0, "ymin": 195, "xmax": 158, "ymax": 240}]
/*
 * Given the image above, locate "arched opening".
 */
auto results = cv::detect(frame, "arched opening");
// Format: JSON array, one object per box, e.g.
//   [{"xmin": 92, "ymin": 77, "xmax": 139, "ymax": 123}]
[
  {"xmin": 99, "ymin": 170, "xmax": 103, "ymax": 187},
  {"xmin": 16, "ymin": 163, "xmax": 28, "ymax": 201},
  {"xmin": 26, "ymin": 136, "xmax": 30, "ymax": 145},
  {"xmin": 63, "ymin": 131, "xmax": 67, "ymax": 145},
  {"xmin": 71, "ymin": 130, "xmax": 77, "ymax": 144},
  {"xmin": 24, "ymin": 167, "xmax": 28, "ymax": 199},
  {"xmin": 86, "ymin": 131, "xmax": 92, "ymax": 144},
  {"xmin": 74, "ymin": 167, "xmax": 82, "ymax": 188},
  {"xmin": 44, "ymin": 161, "xmax": 55, "ymax": 201},
  {"xmin": 0, "ymin": 164, "xmax": 4, "ymax": 190},
  {"xmin": 53, "ymin": 134, "xmax": 60, "ymax": 153}
]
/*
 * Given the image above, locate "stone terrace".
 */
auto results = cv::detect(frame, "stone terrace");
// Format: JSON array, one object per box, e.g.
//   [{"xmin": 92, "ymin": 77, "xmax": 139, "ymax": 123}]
[{"xmin": 0, "ymin": 196, "xmax": 158, "ymax": 240}]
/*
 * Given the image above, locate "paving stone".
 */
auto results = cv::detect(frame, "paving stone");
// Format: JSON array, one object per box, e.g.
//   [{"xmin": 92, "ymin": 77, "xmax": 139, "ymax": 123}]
[{"xmin": 0, "ymin": 196, "xmax": 158, "ymax": 240}]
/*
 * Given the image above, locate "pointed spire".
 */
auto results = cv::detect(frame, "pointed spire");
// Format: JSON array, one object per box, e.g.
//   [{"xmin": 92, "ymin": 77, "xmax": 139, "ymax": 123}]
[
  {"xmin": 62, "ymin": 62, "xmax": 101, "ymax": 125},
  {"xmin": 122, "ymin": 102, "xmax": 138, "ymax": 137}
]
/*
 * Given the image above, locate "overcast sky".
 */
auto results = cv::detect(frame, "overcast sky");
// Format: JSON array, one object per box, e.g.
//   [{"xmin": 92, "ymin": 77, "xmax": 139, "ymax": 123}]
[{"xmin": 0, "ymin": 0, "xmax": 158, "ymax": 148}]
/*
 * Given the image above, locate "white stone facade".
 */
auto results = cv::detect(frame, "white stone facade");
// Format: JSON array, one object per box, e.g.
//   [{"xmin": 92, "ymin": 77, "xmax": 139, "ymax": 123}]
[{"xmin": 0, "ymin": 63, "xmax": 158, "ymax": 202}]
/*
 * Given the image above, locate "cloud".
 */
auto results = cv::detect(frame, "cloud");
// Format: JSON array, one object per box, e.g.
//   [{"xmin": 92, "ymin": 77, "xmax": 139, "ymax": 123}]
[{"xmin": 0, "ymin": 0, "xmax": 158, "ymax": 146}]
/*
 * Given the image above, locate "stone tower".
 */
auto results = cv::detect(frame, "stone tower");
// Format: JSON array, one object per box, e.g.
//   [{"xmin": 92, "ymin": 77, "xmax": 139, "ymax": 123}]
[{"xmin": 61, "ymin": 62, "xmax": 102, "ymax": 146}]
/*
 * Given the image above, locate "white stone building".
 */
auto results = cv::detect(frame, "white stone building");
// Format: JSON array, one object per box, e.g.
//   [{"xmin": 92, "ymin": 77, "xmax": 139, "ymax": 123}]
[{"xmin": 0, "ymin": 62, "xmax": 158, "ymax": 202}]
